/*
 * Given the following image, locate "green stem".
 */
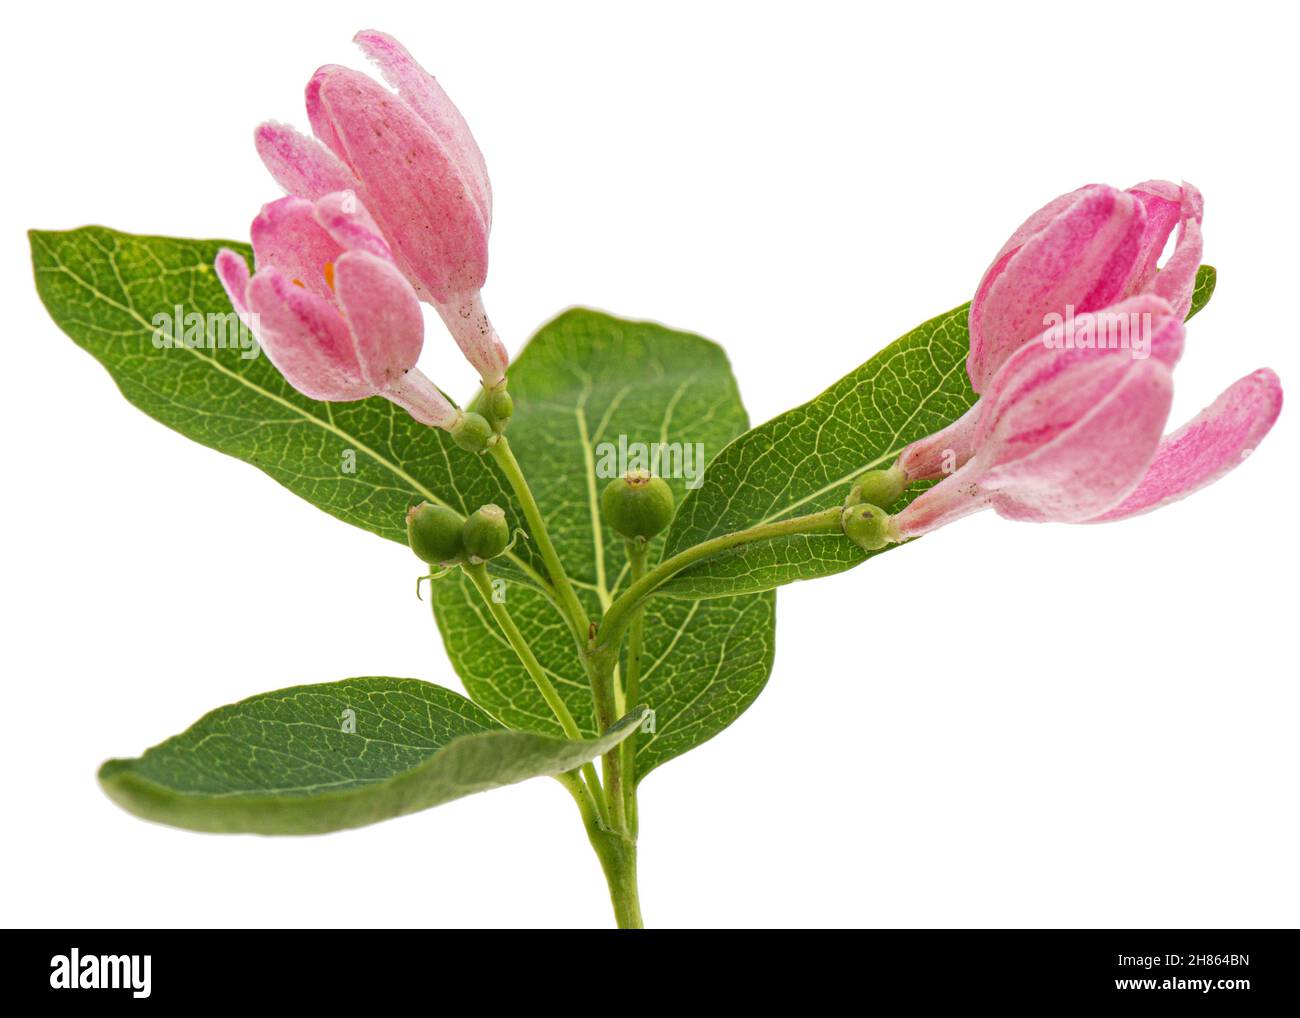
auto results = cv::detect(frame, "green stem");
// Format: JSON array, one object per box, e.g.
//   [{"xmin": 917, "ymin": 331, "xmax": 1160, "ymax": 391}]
[
  {"xmin": 488, "ymin": 437, "xmax": 592, "ymax": 647},
  {"xmin": 463, "ymin": 562, "xmax": 582, "ymax": 739},
  {"xmin": 462, "ymin": 560, "xmax": 607, "ymax": 825},
  {"xmin": 595, "ymin": 506, "xmax": 844, "ymax": 663},
  {"xmin": 621, "ymin": 539, "xmax": 649, "ymax": 834},
  {"xmin": 584, "ymin": 508, "xmax": 847, "ymax": 846},
  {"xmin": 558, "ymin": 770, "xmax": 641, "ymax": 928},
  {"xmin": 486, "ymin": 435, "xmax": 623, "ymax": 821},
  {"xmin": 589, "ymin": 827, "xmax": 643, "ymax": 929},
  {"xmin": 555, "ymin": 769, "xmax": 602, "ymax": 830},
  {"xmin": 479, "ymin": 434, "xmax": 845, "ymax": 928},
  {"xmin": 601, "ymin": 717, "xmax": 628, "ymax": 834}
]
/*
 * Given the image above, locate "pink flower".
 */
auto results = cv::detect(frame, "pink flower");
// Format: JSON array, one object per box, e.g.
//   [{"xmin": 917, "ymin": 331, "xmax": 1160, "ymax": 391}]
[
  {"xmin": 215, "ymin": 192, "xmax": 459, "ymax": 429},
  {"xmin": 890, "ymin": 295, "xmax": 1282, "ymax": 538},
  {"xmin": 253, "ymin": 30, "xmax": 508, "ymax": 386},
  {"xmin": 967, "ymin": 180, "xmax": 1202, "ymax": 394}
]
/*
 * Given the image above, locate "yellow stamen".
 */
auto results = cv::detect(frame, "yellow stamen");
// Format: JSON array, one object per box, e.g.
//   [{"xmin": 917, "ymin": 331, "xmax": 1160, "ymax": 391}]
[{"xmin": 323, "ymin": 261, "xmax": 336, "ymax": 292}]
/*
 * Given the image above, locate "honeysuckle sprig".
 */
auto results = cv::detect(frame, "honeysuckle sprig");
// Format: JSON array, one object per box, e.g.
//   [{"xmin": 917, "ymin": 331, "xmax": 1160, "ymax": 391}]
[{"xmin": 38, "ymin": 17, "xmax": 1284, "ymax": 932}]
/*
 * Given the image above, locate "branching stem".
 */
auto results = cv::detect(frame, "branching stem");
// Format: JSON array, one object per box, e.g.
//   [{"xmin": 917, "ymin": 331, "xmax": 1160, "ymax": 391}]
[
  {"xmin": 479, "ymin": 440, "xmax": 851, "ymax": 928},
  {"xmin": 594, "ymin": 506, "xmax": 844, "ymax": 665}
]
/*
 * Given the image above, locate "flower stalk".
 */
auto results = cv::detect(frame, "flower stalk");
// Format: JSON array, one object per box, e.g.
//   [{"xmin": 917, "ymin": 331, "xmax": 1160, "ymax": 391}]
[
  {"xmin": 488, "ymin": 437, "xmax": 593, "ymax": 649},
  {"xmin": 459, "ymin": 560, "xmax": 608, "ymax": 827}
]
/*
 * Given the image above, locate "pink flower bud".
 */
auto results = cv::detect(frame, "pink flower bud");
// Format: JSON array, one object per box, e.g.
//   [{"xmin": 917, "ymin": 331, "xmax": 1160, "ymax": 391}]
[
  {"xmin": 892, "ymin": 293, "xmax": 1281, "ymax": 538},
  {"xmin": 253, "ymin": 31, "xmax": 509, "ymax": 386},
  {"xmin": 215, "ymin": 193, "xmax": 459, "ymax": 430},
  {"xmin": 967, "ymin": 180, "xmax": 1203, "ymax": 394}
]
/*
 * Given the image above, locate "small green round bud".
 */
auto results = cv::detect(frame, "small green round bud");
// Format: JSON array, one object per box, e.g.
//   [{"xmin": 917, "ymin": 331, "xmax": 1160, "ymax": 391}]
[
  {"xmin": 407, "ymin": 502, "xmax": 465, "ymax": 565},
  {"xmin": 486, "ymin": 389, "xmax": 514, "ymax": 424},
  {"xmin": 842, "ymin": 503, "xmax": 896, "ymax": 552},
  {"xmin": 850, "ymin": 464, "xmax": 907, "ymax": 509},
  {"xmin": 449, "ymin": 411, "xmax": 496, "ymax": 453},
  {"xmin": 601, "ymin": 470, "xmax": 675, "ymax": 540},
  {"xmin": 463, "ymin": 504, "xmax": 510, "ymax": 560}
]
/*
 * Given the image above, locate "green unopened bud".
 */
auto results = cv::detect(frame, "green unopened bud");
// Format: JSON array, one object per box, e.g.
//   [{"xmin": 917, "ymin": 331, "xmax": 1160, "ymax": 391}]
[
  {"xmin": 601, "ymin": 470, "xmax": 675, "ymax": 540},
  {"xmin": 449, "ymin": 411, "xmax": 497, "ymax": 453},
  {"xmin": 842, "ymin": 503, "xmax": 897, "ymax": 552},
  {"xmin": 407, "ymin": 502, "xmax": 465, "ymax": 565},
  {"xmin": 847, "ymin": 463, "xmax": 907, "ymax": 509},
  {"xmin": 463, "ymin": 504, "xmax": 510, "ymax": 560},
  {"xmin": 486, "ymin": 388, "xmax": 514, "ymax": 426}
]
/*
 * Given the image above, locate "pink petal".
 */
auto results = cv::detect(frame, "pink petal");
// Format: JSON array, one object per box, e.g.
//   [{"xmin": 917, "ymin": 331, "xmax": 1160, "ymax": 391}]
[
  {"xmin": 893, "ymin": 339, "xmax": 1179, "ymax": 536},
  {"xmin": 974, "ymin": 296, "xmax": 1184, "ymax": 462},
  {"xmin": 332, "ymin": 250, "xmax": 425, "ymax": 389},
  {"xmin": 892, "ymin": 459, "xmax": 992, "ymax": 538},
  {"xmin": 249, "ymin": 197, "xmax": 343, "ymax": 300},
  {"xmin": 1151, "ymin": 187, "xmax": 1204, "ymax": 320},
  {"xmin": 313, "ymin": 191, "xmax": 393, "ymax": 260},
  {"xmin": 1075, "ymin": 180, "xmax": 1206, "ymax": 322},
  {"xmin": 1144, "ymin": 302, "xmax": 1187, "ymax": 368},
  {"xmin": 1124, "ymin": 179, "xmax": 1183, "ymax": 293},
  {"xmin": 215, "ymin": 248, "xmax": 252, "ymax": 318},
  {"xmin": 245, "ymin": 268, "xmax": 371, "ymax": 401},
  {"xmin": 1089, "ymin": 369, "xmax": 1283, "ymax": 522},
  {"xmin": 313, "ymin": 66, "xmax": 489, "ymax": 303},
  {"xmin": 353, "ymin": 30, "xmax": 492, "ymax": 226},
  {"xmin": 982, "ymin": 184, "xmax": 1096, "ymax": 272},
  {"xmin": 983, "ymin": 357, "xmax": 1174, "ymax": 522},
  {"xmin": 433, "ymin": 291, "xmax": 509, "ymax": 386},
  {"xmin": 1121, "ymin": 181, "xmax": 1203, "ymax": 319},
  {"xmin": 382, "ymin": 368, "xmax": 460, "ymax": 429},
  {"xmin": 968, "ymin": 186, "xmax": 1147, "ymax": 393},
  {"xmin": 254, "ymin": 121, "xmax": 355, "ymax": 200},
  {"xmin": 897, "ymin": 401, "xmax": 982, "ymax": 481},
  {"xmin": 305, "ymin": 66, "xmax": 350, "ymax": 163}
]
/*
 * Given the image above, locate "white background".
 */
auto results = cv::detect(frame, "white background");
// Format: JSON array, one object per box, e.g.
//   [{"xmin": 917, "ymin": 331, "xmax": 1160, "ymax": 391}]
[{"xmin": 3, "ymin": 0, "xmax": 1296, "ymax": 929}]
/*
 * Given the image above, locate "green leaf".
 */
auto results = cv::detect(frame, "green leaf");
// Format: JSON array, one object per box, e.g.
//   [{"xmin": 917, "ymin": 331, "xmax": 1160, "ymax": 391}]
[
  {"xmin": 27, "ymin": 227, "xmax": 551, "ymax": 586},
  {"xmin": 659, "ymin": 304, "xmax": 972, "ymax": 597},
  {"xmin": 1187, "ymin": 264, "xmax": 1216, "ymax": 320},
  {"xmin": 431, "ymin": 309, "xmax": 775, "ymax": 779},
  {"xmin": 660, "ymin": 264, "xmax": 1220, "ymax": 599},
  {"xmin": 99, "ymin": 677, "xmax": 645, "ymax": 834}
]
